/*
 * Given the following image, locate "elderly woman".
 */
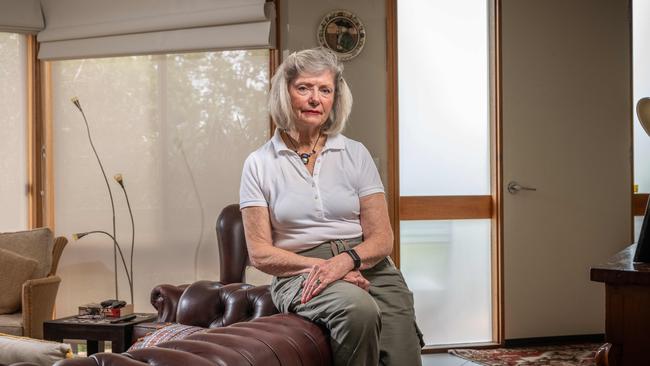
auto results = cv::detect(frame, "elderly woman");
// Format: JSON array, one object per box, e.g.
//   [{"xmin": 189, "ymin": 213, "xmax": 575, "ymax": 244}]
[{"xmin": 239, "ymin": 47, "xmax": 423, "ymax": 366}]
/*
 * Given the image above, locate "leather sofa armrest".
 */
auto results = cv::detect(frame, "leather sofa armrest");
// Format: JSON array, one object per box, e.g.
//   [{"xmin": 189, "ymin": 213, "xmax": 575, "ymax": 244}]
[
  {"xmin": 150, "ymin": 281, "xmax": 278, "ymax": 329},
  {"xmin": 176, "ymin": 281, "xmax": 278, "ymax": 328},
  {"xmin": 22, "ymin": 275, "xmax": 61, "ymax": 339},
  {"xmin": 149, "ymin": 284, "xmax": 189, "ymax": 322}
]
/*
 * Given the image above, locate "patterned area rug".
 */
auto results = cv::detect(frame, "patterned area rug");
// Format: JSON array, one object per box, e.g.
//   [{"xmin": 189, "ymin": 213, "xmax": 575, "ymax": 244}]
[{"xmin": 449, "ymin": 343, "xmax": 598, "ymax": 366}]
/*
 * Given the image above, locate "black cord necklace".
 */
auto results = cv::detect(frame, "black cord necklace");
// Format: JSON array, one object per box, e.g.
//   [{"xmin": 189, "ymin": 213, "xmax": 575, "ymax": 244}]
[{"xmin": 284, "ymin": 130, "xmax": 321, "ymax": 165}]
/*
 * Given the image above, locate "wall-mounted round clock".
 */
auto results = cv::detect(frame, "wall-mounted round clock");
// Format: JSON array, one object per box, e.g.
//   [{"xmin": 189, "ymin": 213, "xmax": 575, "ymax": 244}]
[{"xmin": 317, "ymin": 10, "xmax": 366, "ymax": 61}]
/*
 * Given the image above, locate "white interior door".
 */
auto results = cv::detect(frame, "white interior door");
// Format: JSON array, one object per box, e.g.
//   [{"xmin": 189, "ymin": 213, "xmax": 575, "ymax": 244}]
[{"xmin": 501, "ymin": 0, "xmax": 632, "ymax": 339}]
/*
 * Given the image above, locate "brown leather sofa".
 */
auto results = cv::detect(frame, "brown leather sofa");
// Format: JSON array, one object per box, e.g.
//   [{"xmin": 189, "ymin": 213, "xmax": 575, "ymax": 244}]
[{"xmin": 53, "ymin": 205, "xmax": 330, "ymax": 365}]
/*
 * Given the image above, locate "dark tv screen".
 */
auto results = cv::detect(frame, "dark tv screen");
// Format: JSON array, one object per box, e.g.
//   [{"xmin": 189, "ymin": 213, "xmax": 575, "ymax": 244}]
[{"xmin": 634, "ymin": 199, "xmax": 650, "ymax": 262}]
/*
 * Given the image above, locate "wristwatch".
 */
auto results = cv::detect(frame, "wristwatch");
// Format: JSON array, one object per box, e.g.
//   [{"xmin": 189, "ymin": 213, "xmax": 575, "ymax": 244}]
[{"xmin": 342, "ymin": 249, "xmax": 361, "ymax": 270}]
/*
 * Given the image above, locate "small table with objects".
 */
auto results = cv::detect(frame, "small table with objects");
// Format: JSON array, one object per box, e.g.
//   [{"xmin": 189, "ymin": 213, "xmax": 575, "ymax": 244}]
[{"xmin": 44, "ymin": 313, "xmax": 157, "ymax": 355}]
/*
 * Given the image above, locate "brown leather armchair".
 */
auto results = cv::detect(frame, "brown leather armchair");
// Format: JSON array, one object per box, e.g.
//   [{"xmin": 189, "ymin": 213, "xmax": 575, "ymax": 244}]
[{"xmin": 53, "ymin": 205, "xmax": 330, "ymax": 366}]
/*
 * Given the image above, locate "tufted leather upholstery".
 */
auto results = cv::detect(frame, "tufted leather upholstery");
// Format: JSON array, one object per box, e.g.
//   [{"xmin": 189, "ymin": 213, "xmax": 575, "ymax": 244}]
[
  {"xmin": 53, "ymin": 205, "xmax": 331, "ymax": 366},
  {"xmin": 54, "ymin": 281, "xmax": 329, "ymax": 366},
  {"xmin": 174, "ymin": 281, "xmax": 277, "ymax": 328}
]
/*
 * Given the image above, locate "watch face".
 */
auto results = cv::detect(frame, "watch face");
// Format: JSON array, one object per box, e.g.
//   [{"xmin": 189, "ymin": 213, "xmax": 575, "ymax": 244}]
[{"xmin": 317, "ymin": 10, "xmax": 366, "ymax": 61}]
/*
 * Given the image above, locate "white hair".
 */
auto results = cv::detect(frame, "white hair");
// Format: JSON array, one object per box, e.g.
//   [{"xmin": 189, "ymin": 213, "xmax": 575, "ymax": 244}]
[{"xmin": 268, "ymin": 47, "xmax": 353, "ymax": 135}]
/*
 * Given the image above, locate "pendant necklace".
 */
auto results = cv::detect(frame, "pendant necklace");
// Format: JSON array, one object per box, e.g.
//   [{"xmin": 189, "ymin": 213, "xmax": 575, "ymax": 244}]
[{"xmin": 285, "ymin": 131, "xmax": 321, "ymax": 165}]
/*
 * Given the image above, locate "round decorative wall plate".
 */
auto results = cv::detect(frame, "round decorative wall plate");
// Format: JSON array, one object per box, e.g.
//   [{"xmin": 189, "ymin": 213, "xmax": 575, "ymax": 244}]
[{"xmin": 317, "ymin": 10, "xmax": 366, "ymax": 61}]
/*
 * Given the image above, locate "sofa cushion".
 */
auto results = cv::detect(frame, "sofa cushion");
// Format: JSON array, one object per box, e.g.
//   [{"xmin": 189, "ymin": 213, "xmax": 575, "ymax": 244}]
[
  {"xmin": 0, "ymin": 228, "xmax": 53, "ymax": 279},
  {"xmin": 128, "ymin": 323, "xmax": 208, "ymax": 351},
  {"xmin": 0, "ymin": 313, "xmax": 23, "ymax": 336},
  {"xmin": 0, "ymin": 332, "xmax": 72, "ymax": 366},
  {"xmin": 0, "ymin": 248, "xmax": 38, "ymax": 314}
]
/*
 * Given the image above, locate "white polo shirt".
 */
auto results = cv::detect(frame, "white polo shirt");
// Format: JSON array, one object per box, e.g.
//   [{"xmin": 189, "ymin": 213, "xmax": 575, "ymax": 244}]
[{"xmin": 239, "ymin": 129, "xmax": 384, "ymax": 252}]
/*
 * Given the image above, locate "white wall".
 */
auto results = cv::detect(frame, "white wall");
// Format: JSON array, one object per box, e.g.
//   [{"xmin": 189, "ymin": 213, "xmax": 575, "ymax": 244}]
[{"xmin": 280, "ymin": 0, "xmax": 388, "ymax": 183}]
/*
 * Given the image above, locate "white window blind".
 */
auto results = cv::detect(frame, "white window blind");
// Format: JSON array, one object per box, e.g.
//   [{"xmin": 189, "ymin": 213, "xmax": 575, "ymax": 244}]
[
  {"xmin": 38, "ymin": 0, "xmax": 275, "ymax": 60},
  {"xmin": 0, "ymin": 0, "xmax": 44, "ymax": 34},
  {"xmin": 0, "ymin": 33, "xmax": 28, "ymax": 231},
  {"xmin": 52, "ymin": 50, "xmax": 270, "ymax": 315}
]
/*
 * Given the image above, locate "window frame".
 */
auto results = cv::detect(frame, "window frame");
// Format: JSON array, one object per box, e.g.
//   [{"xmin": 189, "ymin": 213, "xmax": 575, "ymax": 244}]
[{"xmin": 385, "ymin": 0, "xmax": 503, "ymax": 348}]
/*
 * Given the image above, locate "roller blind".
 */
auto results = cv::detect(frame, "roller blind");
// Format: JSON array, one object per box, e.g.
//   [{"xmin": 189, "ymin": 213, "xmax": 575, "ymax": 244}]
[
  {"xmin": 38, "ymin": 0, "xmax": 275, "ymax": 60},
  {"xmin": 0, "ymin": 0, "xmax": 44, "ymax": 34}
]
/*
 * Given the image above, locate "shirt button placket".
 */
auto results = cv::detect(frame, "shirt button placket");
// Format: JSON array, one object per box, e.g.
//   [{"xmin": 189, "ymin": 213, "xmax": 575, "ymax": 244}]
[{"xmin": 313, "ymin": 156, "xmax": 324, "ymax": 216}]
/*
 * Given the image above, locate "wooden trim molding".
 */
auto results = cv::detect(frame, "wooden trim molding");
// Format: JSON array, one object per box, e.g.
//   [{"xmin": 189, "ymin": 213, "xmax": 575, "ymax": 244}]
[
  {"xmin": 634, "ymin": 193, "xmax": 649, "ymax": 216},
  {"xmin": 42, "ymin": 61, "xmax": 55, "ymax": 230},
  {"xmin": 400, "ymin": 195, "xmax": 492, "ymax": 220},
  {"xmin": 27, "ymin": 35, "xmax": 41, "ymax": 228},
  {"xmin": 268, "ymin": 0, "xmax": 280, "ymax": 137},
  {"xmin": 421, "ymin": 342, "xmax": 501, "ymax": 354},
  {"xmin": 492, "ymin": 0, "xmax": 505, "ymax": 345},
  {"xmin": 386, "ymin": 0, "xmax": 400, "ymax": 266}
]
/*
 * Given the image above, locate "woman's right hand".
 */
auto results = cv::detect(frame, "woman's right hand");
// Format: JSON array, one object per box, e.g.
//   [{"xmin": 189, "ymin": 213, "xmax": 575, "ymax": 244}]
[{"xmin": 342, "ymin": 270, "xmax": 370, "ymax": 291}]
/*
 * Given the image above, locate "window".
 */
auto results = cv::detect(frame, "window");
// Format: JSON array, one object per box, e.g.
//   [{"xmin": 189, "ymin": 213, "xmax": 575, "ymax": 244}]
[
  {"xmin": 0, "ymin": 32, "xmax": 28, "ymax": 231},
  {"xmin": 51, "ymin": 50, "xmax": 269, "ymax": 315},
  {"xmin": 397, "ymin": 0, "xmax": 493, "ymax": 345}
]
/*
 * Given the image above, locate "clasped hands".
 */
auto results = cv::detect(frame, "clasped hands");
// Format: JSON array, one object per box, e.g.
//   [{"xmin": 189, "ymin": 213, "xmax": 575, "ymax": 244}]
[{"xmin": 300, "ymin": 254, "xmax": 370, "ymax": 304}]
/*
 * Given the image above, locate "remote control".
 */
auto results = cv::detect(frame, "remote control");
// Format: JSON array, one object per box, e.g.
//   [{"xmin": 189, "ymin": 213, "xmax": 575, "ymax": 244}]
[{"xmin": 109, "ymin": 314, "xmax": 137, "ymax": 323}]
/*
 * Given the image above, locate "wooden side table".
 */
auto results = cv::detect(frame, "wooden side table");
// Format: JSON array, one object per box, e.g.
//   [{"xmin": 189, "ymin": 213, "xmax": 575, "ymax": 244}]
[
  {"xmin": 44, "ymin": 313, "xmax": 157, "ymax": 355},
  {"xmin": 591, "ymin": 244, "xmax": 650, "ymax": 366}
]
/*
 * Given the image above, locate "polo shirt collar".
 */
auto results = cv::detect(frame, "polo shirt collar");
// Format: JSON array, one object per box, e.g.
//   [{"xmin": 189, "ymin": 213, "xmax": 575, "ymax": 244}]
[
  {"xmin": 272, "ymin": 128, "xmax": 292, "ymax": 153},
  {"xmin": 271, "ymin": 128, "xmax": 346, "ymax": 153},
  {"xmin": 323, "ymin": 132, "xmax": 345, "ymax": 151}
]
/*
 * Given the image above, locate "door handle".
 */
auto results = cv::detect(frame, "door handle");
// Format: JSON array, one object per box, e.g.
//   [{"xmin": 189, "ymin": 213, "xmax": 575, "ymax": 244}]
[{"xmin": 507, "ymin": 181, "xmax": 537, "ymax": 194}]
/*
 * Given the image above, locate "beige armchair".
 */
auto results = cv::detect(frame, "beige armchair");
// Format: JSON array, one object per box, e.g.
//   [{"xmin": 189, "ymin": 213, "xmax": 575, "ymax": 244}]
[{"xmin": 0, "ymin": 228, "xmax": 68, "ymax": 339}]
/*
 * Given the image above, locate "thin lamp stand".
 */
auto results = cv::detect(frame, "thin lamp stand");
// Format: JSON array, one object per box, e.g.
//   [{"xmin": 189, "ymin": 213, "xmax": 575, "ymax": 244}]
[
  {"xmin": 71, "ymin": 97, "xmax": 118, "ymax": 300},
  {"xmin": 73, "ymin": 231, "xmax": 134, "ymax": 304},
  {"xmin": 114, "ymin": 173, "xmax": 135, "ymax": 301}
]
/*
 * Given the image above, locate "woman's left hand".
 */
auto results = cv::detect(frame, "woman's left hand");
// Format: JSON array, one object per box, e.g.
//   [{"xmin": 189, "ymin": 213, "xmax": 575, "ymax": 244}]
[{"xmin": 301, "ymin": 254, "xmax": 354, "ymax": 304}]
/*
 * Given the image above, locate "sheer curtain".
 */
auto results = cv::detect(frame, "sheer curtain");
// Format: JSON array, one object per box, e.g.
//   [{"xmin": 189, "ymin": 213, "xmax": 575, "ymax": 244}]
[
  {"xmin": 52, "ymin": 50, "xmax": 270, "ymax": 315},
  {"xmin": 0, "ymin": 32, "xmax": 28, "ymax": 232}
]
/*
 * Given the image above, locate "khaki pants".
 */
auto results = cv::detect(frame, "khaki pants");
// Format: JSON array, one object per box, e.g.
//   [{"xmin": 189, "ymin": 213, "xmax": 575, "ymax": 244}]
[{"xmin": 271, "ymin": 238, "xmax": 424, "ymax": 366}]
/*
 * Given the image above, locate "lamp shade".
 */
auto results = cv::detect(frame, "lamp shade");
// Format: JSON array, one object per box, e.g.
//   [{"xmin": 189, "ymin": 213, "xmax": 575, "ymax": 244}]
[
  {"xmin": 634, "ymin": 97, "xmax": 650, "ymax": 263},
  {"xmin": 637, "ymin": 97, "xmax": 650, "ymax": 137}
]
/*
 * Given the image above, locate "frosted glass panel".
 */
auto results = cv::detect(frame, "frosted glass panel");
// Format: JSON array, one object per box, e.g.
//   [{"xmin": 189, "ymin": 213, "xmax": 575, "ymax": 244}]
[
  {"xmin": 634, "ymin": 0, "xmax": 650, "ymax": 193},
  {"xmin": 0, "ymin": 33, "xmax": 28, "ymax": 231},
  {"xmin": 398, "ymin": 0, "xmax": 490, "ymax": 196},
  {"xmin": 401, "ymin": 220, "xmax": 492, "ymax": 345},
  {"xmin": 53, "ymin": 50, "xmax": 270, "ymax": 316}
]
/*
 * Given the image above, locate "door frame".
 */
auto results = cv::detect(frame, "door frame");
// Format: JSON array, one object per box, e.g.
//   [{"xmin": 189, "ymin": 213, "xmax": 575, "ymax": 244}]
[{"xmin": 384, "ymin": 0, "xmax": 504, "ymax": 347}]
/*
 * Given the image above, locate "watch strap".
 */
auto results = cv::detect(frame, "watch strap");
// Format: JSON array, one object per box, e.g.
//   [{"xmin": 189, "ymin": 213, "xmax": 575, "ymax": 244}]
[{"xmin": 343, "ymin": 249, "xmax": 361, "ymax": 270}]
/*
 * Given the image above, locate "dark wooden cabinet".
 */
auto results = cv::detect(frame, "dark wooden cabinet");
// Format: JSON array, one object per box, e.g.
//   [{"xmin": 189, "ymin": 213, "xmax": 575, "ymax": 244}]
[{"xmin": 591, "ymin": 244, "xmax": 650, "ymax": 366}]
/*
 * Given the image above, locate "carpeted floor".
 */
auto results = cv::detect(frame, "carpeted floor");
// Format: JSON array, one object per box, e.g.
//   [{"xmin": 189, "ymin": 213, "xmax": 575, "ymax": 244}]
[{"xmin": 449, "ymin": 343, "xmax": 599, "ymax": 366}]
